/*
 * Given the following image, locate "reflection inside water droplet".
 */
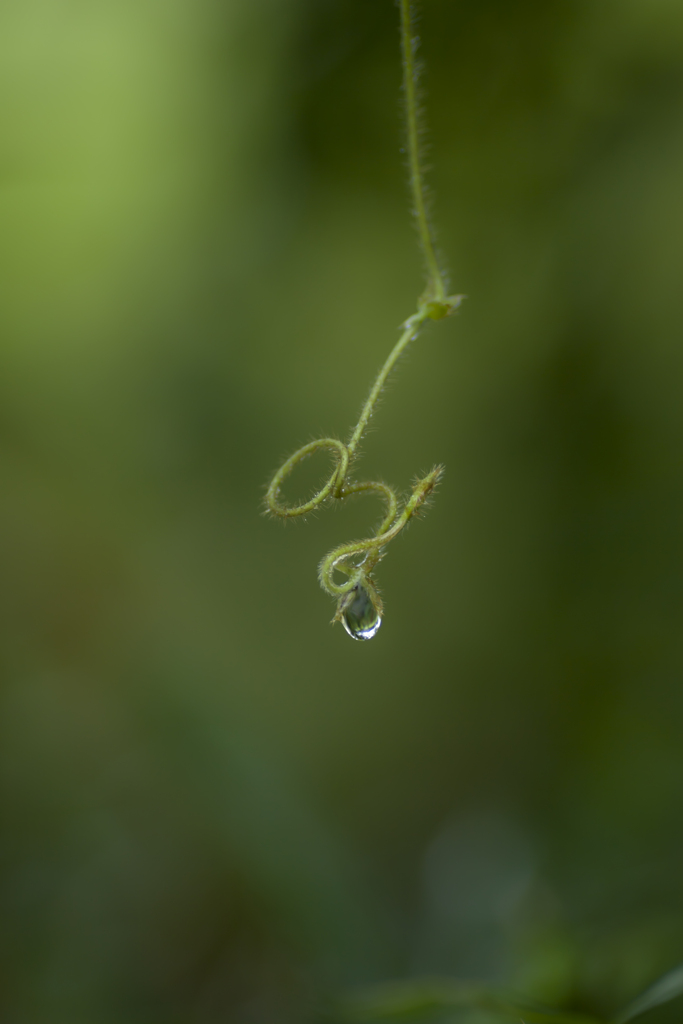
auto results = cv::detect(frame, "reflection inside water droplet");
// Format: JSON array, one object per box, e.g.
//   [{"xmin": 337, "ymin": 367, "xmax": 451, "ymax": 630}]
[{"xmin": 341, "ymin": 584, "xmax": 382, "ymax": 640}]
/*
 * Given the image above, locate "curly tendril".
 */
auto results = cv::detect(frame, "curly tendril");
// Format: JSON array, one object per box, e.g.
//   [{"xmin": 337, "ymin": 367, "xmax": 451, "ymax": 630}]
[
  {"xmin": 266, "ymin": 304, "xmax": 461, "ymax": 638},
  {"xmin": 266, "ymin": 1, "xmax": 463, "ymax": 638}
]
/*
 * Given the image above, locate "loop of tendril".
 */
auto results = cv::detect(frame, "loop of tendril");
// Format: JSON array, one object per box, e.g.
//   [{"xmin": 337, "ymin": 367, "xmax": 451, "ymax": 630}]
[
  {"xmin": 317, "ymin": 467, "xmax": 443, "ymax": 602},
  {"xmin": 265, "ymin": 438, "xmax": 349, "ymax": 518}
]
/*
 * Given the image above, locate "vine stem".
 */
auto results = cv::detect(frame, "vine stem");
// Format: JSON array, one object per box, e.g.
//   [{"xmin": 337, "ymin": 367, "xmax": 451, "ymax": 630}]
[
  {"xmin": 265, "ymin": 0, "xmax": 462, "ymax": 637},
  {"xmin": 346, "ymin": 311, "xmax": 426, "ymax": 459},
  {"xmin": 399, "ymin": 0, "xmax": 445, "ymax": 303}
]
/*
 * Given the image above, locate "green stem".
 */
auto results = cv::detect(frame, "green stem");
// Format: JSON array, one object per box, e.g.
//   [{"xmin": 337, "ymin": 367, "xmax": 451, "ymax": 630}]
[
  {"xmin": 400, "ymin": 0, "xmax": 445, "ymax": 301},
  {"xmin": 347, "ymin": 311, "xmax": 427, "ymax": 458}
]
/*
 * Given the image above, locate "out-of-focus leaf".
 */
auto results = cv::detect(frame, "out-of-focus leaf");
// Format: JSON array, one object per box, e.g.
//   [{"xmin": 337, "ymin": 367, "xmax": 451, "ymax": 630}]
[
  {"xmin": 332, "ymin": 980, "xmax": 605, "ymax": 1024},
  {"xmin": 615, "ymin": 964, "xmax": 683, "ymax": 1023}
]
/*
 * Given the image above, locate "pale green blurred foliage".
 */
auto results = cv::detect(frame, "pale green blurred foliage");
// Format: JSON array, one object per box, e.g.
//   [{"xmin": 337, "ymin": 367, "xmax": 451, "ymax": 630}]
[{"xmin": 2, "ymin": 1, "xmax": 683, "ymax": 1022}]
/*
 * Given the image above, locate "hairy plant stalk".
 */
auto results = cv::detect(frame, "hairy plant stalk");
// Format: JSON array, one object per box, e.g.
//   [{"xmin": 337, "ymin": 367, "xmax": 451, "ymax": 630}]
[
  {"xmin": 265, "ymin": 0, "xmax": 462, "ymax": 640},
  {"xmin": 399, "ymin": 0, "xmax": 445, "ymax": 303}
]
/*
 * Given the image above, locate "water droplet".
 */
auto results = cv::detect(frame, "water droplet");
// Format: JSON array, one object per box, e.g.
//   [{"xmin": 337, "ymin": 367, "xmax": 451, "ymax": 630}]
[{"xmin": 340, "ymin": 584, "xmax": 382, "ymax": 640}]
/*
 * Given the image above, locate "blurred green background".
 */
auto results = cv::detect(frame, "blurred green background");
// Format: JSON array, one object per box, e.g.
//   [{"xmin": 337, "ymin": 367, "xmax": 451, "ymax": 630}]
[{"xmin": 2, "ymin": 0, "xmax": 683, "ymax": 1021}]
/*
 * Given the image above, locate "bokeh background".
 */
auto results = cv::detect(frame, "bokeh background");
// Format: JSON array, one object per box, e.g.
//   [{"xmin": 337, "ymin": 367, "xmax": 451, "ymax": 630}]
[{"xmin": 2, "ymin": 0, "xmax": 683, "ymax": 1021}]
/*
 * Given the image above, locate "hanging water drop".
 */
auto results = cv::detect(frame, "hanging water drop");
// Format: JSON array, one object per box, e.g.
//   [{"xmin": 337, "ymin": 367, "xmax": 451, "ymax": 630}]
[{"xmin": 340, "ymin": 583, "xmax": 382, "ymax": 640}]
